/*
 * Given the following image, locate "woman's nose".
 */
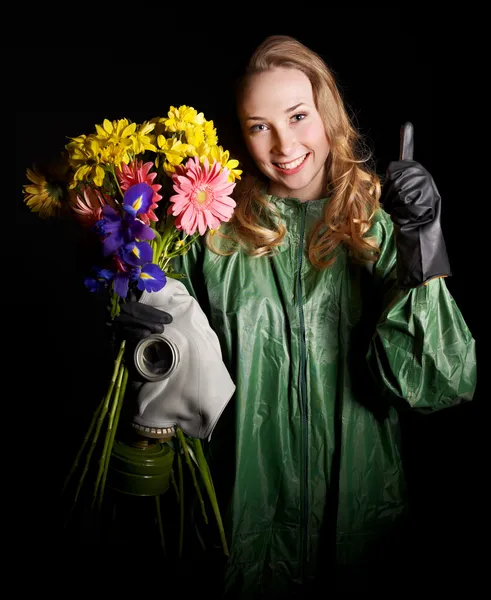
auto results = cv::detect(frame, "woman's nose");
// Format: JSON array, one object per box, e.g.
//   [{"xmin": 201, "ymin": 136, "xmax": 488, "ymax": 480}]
[{"xmin": 271, "ymin": 129, "xmax": 295, "ymax": 156}]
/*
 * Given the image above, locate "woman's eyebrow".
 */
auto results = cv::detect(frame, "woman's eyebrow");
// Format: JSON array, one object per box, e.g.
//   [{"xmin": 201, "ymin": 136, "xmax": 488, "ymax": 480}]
[{"xmin": 246, "ymin": 103, "xmax": 306, "ymax": 122}]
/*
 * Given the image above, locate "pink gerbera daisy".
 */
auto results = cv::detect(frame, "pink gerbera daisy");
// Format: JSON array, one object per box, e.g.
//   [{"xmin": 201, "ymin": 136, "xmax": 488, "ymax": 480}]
[
  {"xmin": 116, "ymin": 160, "xmax": 162, "ymax": 224},
  {"xmin": 169, "ymin": 157, "xmax": 236, "ymax": 236},
  {"xmin": 70, "ymin": 185, "xmax": 116, "ymax": 227}
]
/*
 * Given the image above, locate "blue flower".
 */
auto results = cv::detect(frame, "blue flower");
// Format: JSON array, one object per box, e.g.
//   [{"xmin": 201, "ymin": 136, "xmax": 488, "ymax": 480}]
[
  {"xmin": 86, "ymin": 183, "xmax": 166, "ymax": 299},
  {"xmin": 137, "ymin": 263, "xmax": 167, "ymax": 294},
  {"xmin": 123, "ymin": 182, "xmax": 154, "ymax": 217},
  {"xmin": 113, "ymin": 267, "xmax": 140, "ymax": 299},
  {"xmin": 96, "ymin": 183, "xmax": 156, "ymax": 257},
  {"xmin": 84, "ymin": 268, "xmax": 114, "ymax": 292},
  {"xmin": 121, "ymin": 240, "xmax": 153, "ymax": 267},
  {"xmin": 111, "ymin": 263, "xmax": 166, "ymax": 298}
]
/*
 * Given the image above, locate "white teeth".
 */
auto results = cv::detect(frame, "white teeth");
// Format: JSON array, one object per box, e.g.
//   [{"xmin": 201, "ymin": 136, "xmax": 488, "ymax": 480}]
[{"xmin": 275, "ymin": 154, "xmax": 308, "ymax": 170}]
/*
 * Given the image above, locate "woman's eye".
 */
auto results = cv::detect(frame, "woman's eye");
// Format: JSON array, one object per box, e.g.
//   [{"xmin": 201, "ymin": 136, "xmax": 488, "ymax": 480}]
[
  {"xmin": 250, "ymin": 123, "xmax": 267, "ymax": 133},
  {"xmin": 292, "ymin": 113, "xmax": 307, "ymax": 123}
]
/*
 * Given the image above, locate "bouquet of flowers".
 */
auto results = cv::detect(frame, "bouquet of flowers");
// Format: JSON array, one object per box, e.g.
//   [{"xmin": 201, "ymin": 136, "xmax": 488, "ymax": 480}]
[{"xmin": 22, "ymin": 106, "xmax": 241, "ymax": 556}]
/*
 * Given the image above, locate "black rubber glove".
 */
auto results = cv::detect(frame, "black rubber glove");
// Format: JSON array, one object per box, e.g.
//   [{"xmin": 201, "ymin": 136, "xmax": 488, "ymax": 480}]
[
  {"xmin": 380, "ymin": 123, "xmax": 451, "ymax": 289},
  {"xmin": 112, "ymin": 301, "xmax": 173, "ymax": 342},
  {"xmin": 110, "ymin": 297, "xmax": 173, "ymax": 382}
]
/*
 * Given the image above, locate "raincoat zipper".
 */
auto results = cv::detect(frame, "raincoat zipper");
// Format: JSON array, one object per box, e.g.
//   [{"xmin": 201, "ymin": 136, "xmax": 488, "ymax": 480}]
[{"xmin": 296, "ymin": 203, "xmax": 308, "ymax": 580}]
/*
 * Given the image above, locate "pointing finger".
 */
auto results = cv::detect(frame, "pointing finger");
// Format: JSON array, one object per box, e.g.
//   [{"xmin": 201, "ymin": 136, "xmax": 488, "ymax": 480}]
[{"xmin": 399, "ymin": 121, "xmax": 414, "ymax": 161}]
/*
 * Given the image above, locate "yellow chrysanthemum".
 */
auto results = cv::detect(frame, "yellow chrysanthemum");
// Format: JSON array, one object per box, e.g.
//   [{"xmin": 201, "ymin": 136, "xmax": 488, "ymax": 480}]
[
  {"xmin": 23, "ymin": 165, "xmax": 68, "ymax": 218},
  {"xmin": 185, "ymin": 124, "xmax": 205, "ymax": 149},
  {"xmin": 66, "ymin": 135, "xmax": 106, "ymax": 188},
  {"xmin": 95, "ymin": 118, "xmax": 136, "ymax": 145},
  {"xmin": 131, "ymin": 121, "xmax": 157, "ymax": 155},
  {"xmin": 204, "ymin": 120, "xmax": 218, "ymax": 146},
  {"xmin": 91, "ymin": 119, "xmax": 137, "ymax": 168},
  {"xmin": 192, "ymin": 143, "xmax": 213, "ymax": 163},
  {"xmin": 66, "ymin": 134, "xmax": 92, "ymax": 163},
  {"xmin": 156, "ymin": 136, "xmax": 193, "ymax": 173},
  {"xmin": 98, "ymin": 143, "xmax": 132, "ymax": 169},
  {"xmin": 209, "ymin": 145, "xmax": 243, "ymax": 182},
  {"xmin": 164, "ymin": 105, "xmax": 205, "ymax": 133}
]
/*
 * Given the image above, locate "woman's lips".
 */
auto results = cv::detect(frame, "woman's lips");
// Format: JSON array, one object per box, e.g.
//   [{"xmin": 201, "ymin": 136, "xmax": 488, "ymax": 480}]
[{"xmin": 272, "ymin": 153, "xmax": 310, "ymax": 175}]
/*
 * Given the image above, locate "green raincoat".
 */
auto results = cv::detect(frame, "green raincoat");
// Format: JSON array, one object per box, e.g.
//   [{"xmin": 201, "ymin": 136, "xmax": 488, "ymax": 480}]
[{"xmin": 172, "ymin": 195, "xmax": 476, "ymax": 597}]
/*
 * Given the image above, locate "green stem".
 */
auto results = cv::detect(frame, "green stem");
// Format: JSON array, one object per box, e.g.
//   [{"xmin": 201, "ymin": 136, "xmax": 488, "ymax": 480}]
[
  {"xmin": 96, "ymin": 364, "xmax": 128, "ymax": 513},
  {"xmin": 156, "ymin": 228, "xmax": 179, "ymax": 264},
  {"xmin": 193, "ymin": 439, "xmax": 229, "ymax": 556},
  {"xmin": 160, "ymin": 233, "xmax": 200, "ymax": 271},
  {"xmin": 62, "ymin": 394, "xmax": 105, "ymax": 496},
  {"xmin": 170, "ymin": 466, "xmax": 179, "ymax": 502},
  {"xmin": 110, "ymin": 165, "xmax": 124, "ymax": 199},
  {"xmin": 151, "ymin": 231, "xmax": 162, "ymax": 264},
  {"xmin": 66, "ymin": 340, "xmax": 126, "ymax": 523},
  {"xmin": 176, "ymin": 429, "xmax": 208, "ymax": 524},
  {"xmin": 110, "ymin": 290, "xmax": 120, "ymax": 319},
  {"xmin": 92, "ymin": 361, "xmax": 125, "ymax": 509},
  {"xmin": 158, "ymin": 212, "xmax": 177, "ymax": 237}
]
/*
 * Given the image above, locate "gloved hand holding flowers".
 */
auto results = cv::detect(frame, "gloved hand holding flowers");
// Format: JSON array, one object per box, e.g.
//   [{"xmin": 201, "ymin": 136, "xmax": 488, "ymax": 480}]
[{"xmin": 22, "ymin": 106, "xmax": 241, "ymax": 555}]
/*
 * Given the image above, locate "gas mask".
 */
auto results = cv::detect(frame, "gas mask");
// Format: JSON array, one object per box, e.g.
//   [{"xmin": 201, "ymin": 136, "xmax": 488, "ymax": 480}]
[{"xmin": 131, "ymin": 277, "xmax": 236, "ymax": 441}]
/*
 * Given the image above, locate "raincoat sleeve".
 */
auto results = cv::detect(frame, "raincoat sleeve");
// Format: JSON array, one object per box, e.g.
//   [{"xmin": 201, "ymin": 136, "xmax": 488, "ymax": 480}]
[{"xmin": 365, "ymin": 208, "xmax": 477, "ymax": 412}]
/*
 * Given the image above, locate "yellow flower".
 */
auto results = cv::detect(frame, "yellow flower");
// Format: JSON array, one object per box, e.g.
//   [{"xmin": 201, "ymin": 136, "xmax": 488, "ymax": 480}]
[
  {"xmin": 99, "ymin": 144, "xmax": 131, "ymax": 169},
  {"xmin": 156, "ymin": 136, "xmax": 191, "ymax": 173},
  {"xmin": 165, "ymin": 105, "xmax": 205, "ymax": 133},
  {"xmin": 66, "ymin": 135, "xmax": 106, "ymax": 188},
  {"xmin": 209, "ymin": 146, "xmax": 242, "ymax": 182},
  {"xmin": 204, "ymin": 120, "xmax": 218, "ymax": 146},
  {"xmin": 23, "ymin": 164, "xmax": 68, "ymax": 218},
  {"xmin": 66, "ymin": 134, "xmax": 92, "ymax": 163},
  {"xmin": 185, "ymin": 124, "xmax": 205, "ymax": 149},
  {"xmin": 131, "ymin": 121, "xmax": 157, "ymax": 155},
  {"xmin": 193, "ymin": 143, "xmax": 212, "ymax": 163},
  {"xmin": 183, "ymin": 118, "xmax": 217, "ymax": 150},
  {"xmin": 91, "ymin": 119, "xmax": 138, "ymax": 169},
  {"xmin": 95, "ymin": 118, "xmax": 136, "ymax": 145}
]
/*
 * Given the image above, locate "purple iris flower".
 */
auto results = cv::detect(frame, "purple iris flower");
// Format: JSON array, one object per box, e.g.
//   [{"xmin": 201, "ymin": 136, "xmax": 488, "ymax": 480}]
[
  {"xmin": 87, "ymin": 183, "xmax": 167, "ymax": 300},
  {"xmin": 97, "ymin": 183, "xmax": 156, "ymax": 256},
  {"xmin": 122, "ymin": 182, "xmax": 155, "ymax": 218},
  {"xmin": 121, "ymin": 240, "xmax": 154, "ymax": 267},
  {"xmin": 137, "ymin": 263, "xmax": 167, "ymax": 293},
  {"xmin": 113, "ymin": 267, "xmax": 139, "ymax": 299},
  {"xmin": 84, "ymin": 268, "xmax": 114, "ymax": 292},
  {"xmin": 112, "ymin": 263, "xmax": 166, "ymax": 298}
]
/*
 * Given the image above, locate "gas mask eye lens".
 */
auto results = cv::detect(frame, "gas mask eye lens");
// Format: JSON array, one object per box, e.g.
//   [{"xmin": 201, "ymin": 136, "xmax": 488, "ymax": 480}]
[
  {"xmin": 141, "ymin": 340, "xmax": 172, "ymax": 376},
  {"xmin": 134, "ymin": 334, "xmax": 180, "ymax": 382}
]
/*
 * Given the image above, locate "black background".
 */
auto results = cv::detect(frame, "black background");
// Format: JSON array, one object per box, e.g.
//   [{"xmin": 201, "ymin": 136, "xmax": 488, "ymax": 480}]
[{"xmin": 11, "ymin": 11, "xmax": 485, "ymax": 593}]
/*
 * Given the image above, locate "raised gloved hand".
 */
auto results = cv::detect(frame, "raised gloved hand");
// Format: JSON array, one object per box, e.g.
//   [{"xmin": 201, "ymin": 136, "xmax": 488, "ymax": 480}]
[{"xmin": 380, "ymin": 122, "xmax": 451, "ymax": 288}]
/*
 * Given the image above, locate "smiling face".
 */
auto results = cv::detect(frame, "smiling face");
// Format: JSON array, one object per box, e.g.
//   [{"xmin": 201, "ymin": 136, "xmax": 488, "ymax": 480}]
[{"xmin": 238, "ymin": 67, "xmax": 330, "ymax": 201}]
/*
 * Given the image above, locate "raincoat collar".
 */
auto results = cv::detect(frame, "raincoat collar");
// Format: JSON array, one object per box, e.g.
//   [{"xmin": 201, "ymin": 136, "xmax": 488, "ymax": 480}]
[
  {"xmin": 263, "ymin": 194, "xmax": 330, "ymax": 253},
  {"xmin": 265, "ymin": 193, "xmax": 329, "ymax": 210}
]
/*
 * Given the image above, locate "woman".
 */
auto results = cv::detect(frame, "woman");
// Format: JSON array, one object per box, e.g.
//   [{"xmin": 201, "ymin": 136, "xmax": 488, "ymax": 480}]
[{"xmin": 119, "ymin": 36, "xmax": 476, "ymax": 596}]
